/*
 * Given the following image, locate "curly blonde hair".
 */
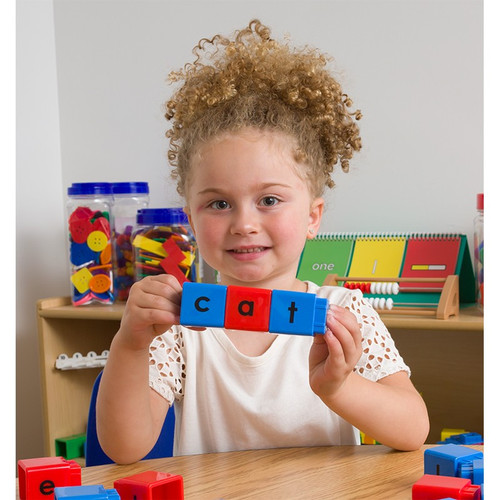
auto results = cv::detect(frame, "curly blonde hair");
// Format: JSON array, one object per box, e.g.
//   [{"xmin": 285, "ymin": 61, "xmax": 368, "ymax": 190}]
[{"xmin": 165, "ymin": 19, "xmax": 362, "ymax": 198}]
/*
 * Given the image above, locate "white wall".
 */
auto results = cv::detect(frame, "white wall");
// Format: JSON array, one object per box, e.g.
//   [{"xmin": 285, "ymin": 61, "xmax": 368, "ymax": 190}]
[
  {"xmin": 17, "ymin": 0, "xmax": 483, "ymax": 461},
  {"xmin": 17, "ymin": 0, "xmax": 67, "ymax": 462}
]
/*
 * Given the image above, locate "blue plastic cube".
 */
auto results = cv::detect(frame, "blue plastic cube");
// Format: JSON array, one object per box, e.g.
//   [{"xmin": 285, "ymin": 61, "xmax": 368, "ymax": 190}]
[
  {"xmin": 54, "ymin": 484, "xmax": 120, "ymax": 499},
  {"xmin": 268, "ymin": 290, "xmax": 327, "ymax": 335},
  {"xmin": 424, "ymin": 444, "xmax": 484, "ymax": 478},
  {"xmin": 180, "ymin": 282, "xmax": 227, "ymax": 327}
]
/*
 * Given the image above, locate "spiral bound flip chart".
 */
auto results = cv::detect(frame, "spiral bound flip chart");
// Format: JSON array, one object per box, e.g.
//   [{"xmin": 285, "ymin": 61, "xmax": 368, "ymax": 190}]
[{"xmin": 297, "ymin": 232, "xmax": 475, "ymax": 304}]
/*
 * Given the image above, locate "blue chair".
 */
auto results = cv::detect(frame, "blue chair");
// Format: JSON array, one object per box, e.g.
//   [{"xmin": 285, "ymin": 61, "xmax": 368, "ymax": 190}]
[{"xmin": 85, "ymin": 371, "xmax": 175, "ymax": 466}]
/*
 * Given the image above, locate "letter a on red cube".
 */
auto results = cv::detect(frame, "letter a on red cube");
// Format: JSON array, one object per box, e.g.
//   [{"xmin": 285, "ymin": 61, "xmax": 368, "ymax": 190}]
[{"xmin": 224, "ymin": 286, "xmax": 271, "ymax": 331}]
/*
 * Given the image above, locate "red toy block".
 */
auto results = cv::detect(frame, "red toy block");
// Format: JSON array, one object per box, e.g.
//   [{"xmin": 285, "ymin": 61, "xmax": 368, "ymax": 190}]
[
  {"xmin": 18, "ymin": 456, "xmax": 81, "ymax": 500},
  {"xmin": 224, "ymin": 286, "xmax": 272, "ymax": 331},
  {"xmin": 114, "ymin": 470, "xmax": 184, "ymax": 500},
  {"xmin": 412, "ymin": 474, "xmax": 481, "ymax": 500}
]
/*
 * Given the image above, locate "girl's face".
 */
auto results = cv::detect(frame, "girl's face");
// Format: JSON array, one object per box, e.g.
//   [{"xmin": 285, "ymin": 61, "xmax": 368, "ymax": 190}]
[{"xmin": 184, "ymin": 128, "xmax": 324, "ymax": 291}]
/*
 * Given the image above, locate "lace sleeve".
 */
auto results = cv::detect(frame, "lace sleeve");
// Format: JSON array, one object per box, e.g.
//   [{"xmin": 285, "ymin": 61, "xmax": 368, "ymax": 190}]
[
  {"xmin": 341, "ymin": 289, "xmax": 410, "ymax": 381},
  {"xmin": 148, "ymin": 326, "xmax": 186, "ymax": 404}
]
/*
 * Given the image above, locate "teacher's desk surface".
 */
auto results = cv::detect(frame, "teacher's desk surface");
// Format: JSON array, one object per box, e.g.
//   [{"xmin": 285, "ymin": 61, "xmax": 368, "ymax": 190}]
[{"xmin": 15, "ymin": 444, "xmax": 484, "ymax": 499}]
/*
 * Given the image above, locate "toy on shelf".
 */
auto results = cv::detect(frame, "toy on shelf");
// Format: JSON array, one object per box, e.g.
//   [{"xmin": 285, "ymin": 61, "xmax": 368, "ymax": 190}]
[
  {"xmin": 18, "ymin": 457, "xmax": 81, "ymax": 500},
  {"xmin": 55, "ymin": 350, "xmax": 109, "ymax": 370},
  {"xmin": 441, "ymin": 428, "xmax": 469, "ymax": 441},
  {"xmin": 54, "ymin": 485, "xmax": 120, "ymax": 499},
  {"xmin": 55, "ymin": 433, "xmax": 86, "ymax": 460},
  {"xmin": 114, "ymin": 470, "xmax": 184, "ymax": 500},
  {"xmin": 180, "ymin": 282, "xmax": 328, "ymax": 335},
  {"xmin": 438, "ymin": 432, "xmax": 483, "ymax": 446},
  {"xmin": 359, "ymin": 431, "xmax": 380, "ymax": 445},
  {"xmin": 323, "ymin": 274, "xmax": 459, "ymax": 319}
]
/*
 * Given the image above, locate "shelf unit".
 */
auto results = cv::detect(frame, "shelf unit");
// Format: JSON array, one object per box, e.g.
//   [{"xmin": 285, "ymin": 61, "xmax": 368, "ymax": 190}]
[{"xmin": 37, "ymin": 297, "xmax": 483, "ymax": 455}]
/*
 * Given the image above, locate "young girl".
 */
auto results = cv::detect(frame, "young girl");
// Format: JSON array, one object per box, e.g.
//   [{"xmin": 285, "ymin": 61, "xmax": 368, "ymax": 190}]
[{"xmin": 97, "ymin": 20, "xmax": 429, "ymax": 463}]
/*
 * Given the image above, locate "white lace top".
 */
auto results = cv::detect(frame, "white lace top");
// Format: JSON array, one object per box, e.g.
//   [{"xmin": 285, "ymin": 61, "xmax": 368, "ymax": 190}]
[{"xmin": 149, "ymin": 282, "xmax": 410, "ymax": 456}]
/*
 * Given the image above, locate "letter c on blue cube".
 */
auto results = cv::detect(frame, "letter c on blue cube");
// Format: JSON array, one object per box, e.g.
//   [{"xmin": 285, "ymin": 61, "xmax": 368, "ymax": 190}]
[{"xmin": 180, "ymin": 282, "xmax": 227, "ymax": 327}]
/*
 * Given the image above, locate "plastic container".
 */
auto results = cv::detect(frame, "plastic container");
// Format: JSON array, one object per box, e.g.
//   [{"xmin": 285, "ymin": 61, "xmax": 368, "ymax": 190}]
[
  {"xmin": 111, "ymin": 182, "xmax": 150, "ymax": 300},
  {"xmin": 132, "ymin": 208, "xmax": 200, "ymax": 284},
  {"xmin": 473, "ymin": 193, "xmax": 483, "ymax": 312},
  {"xmin": 67, "ymin": 182, "xmax": 114, "ymax": 305}
]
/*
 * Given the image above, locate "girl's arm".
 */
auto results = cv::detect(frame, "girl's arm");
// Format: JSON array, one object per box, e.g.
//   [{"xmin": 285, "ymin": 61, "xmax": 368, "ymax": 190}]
[
  {"xmin": 309, "ymin": 306, "xmax": 429, "ymax": 450},
  {"xmin": 96, "ymin": 274, "xmax": 183, "ymax": 464}
]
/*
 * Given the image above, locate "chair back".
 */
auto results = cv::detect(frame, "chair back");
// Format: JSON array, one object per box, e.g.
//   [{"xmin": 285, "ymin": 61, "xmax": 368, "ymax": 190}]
[{"xmin": 85, "ymin": 371, "xmax": 175, "ymax": 466}]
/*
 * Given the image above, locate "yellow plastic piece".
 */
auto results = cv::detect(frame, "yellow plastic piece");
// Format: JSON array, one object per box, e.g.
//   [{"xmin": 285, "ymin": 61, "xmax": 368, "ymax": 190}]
[
  {"xmin": 441, "ymin": 428, "xmax": 468, "ymax": 441},
  {"xmin": 132, "ymin": 234, "xmax": 167, "ymax": 257},
  {"xmin": 181, "ymin": 251, "xmax": 195, "ymax": 266},
  {"xmin": 71, "ymin": 268, "xmax": 93, "ymax": 294}
]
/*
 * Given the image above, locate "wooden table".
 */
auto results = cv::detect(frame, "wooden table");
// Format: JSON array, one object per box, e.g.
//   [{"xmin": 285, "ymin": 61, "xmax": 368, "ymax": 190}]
[{"xmin": 15, "ymin": 445, "xmax": 484, "ymax": 499}]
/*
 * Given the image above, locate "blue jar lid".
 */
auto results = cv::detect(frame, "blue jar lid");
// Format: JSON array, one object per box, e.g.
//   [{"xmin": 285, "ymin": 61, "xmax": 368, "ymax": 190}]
[
  {"xmin": 68, "ymin": 182, "xmax": 112, "ymax": 196},
  {"xmin": 136, "ymin": 208, "xmax": 189, "ymax": 225},
  {"xmin": 112, "ymin": 182, "xmax": 149, "ymax": 195}
]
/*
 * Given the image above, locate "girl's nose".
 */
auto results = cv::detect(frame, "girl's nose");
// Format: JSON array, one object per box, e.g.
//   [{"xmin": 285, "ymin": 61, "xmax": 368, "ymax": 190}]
[{"xmin": 230, "ymin": 206, "xmax": 259, "ymax": 235}]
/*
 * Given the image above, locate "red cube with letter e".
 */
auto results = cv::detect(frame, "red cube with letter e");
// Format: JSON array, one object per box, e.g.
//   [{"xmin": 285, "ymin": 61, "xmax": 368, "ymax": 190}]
[{"xmin": 18, "ymin": 457, "xmax": 81, "ymax": 500}]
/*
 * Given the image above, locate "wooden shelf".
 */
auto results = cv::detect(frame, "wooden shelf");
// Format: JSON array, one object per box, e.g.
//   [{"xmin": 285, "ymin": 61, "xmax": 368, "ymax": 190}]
[
  {"xmin": 380, "ymin": 305, "xmax": 483, "ymax": 331},
  {"xmin": 38, "ymin": 296, "xmax": 483, "ymax": 330},
  {"xmin": 36, "ymin": 296, "xmax": 483, "ymax": 455}
]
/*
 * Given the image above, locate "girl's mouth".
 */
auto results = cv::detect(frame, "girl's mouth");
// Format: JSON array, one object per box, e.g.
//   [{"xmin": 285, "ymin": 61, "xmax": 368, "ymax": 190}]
[{"xmin": 231, "ymin": 247, "xmax": 267, "ymax": 254}]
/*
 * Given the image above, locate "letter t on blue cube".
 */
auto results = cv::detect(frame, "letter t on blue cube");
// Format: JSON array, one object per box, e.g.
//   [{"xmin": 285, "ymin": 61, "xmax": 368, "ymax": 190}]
[
  {"xmin": 268, "ymin": 290, "xmax": 328, "ymax": 335},
  {"xmin": 180, "ymin": 282, "xmax": 227, "ymax": 328}
]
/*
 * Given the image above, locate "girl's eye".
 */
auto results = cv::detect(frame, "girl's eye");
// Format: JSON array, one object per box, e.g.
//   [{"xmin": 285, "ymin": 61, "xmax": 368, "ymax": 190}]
[
  {"xmin": 260, "ymin": 196, "xmax": 280, "ymax": 207},
  {"xmin": 210, "ymin": 200, "xmax": 231, "ymax": 210}
]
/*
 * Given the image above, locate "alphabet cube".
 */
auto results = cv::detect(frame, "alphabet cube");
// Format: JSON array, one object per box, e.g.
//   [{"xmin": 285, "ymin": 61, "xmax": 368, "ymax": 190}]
[
  {"xmin": 18, "ymin": 457, "xmax": 81, "ymax": 500},
  {"xmin": 54, "ymin": 485, "xmax": 120, "ymax": 499},
  {"xmin": 269, "ymin": 290, "xmax": 328, "ymax": 335},
  {"xmin": 180, "ymin": 282, "xmax": 227, "ymax": 327},
  {"xmin": 224, "ymin": 286, "xmax": 272, "ymax": 331},
  {"xmin": 424, "ymin": 444, "xmax": 483, "ymax": 478},
  {"xmin": 114, "ymin": 470, "xmax": 184, "ymax": 500}
]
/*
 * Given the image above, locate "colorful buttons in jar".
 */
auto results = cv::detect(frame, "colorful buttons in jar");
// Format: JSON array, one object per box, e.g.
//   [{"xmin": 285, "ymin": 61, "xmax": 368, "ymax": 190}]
[{"xmin": 67, "ymin": 183, "xmax": 114, "ymax": 305}]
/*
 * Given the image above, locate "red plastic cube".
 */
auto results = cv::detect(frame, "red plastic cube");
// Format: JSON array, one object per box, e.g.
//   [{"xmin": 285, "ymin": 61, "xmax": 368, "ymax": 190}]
[
  {"xmin": 18, "ymin": 457, "xmax": 81, "ymax": 500},
  {"xmin": 114, "ymin": 470, "xmax": 184, "ymax": 499},
  {"xmin": 412, "ymin": 474, "xmax": 481, "ymax": 500}
]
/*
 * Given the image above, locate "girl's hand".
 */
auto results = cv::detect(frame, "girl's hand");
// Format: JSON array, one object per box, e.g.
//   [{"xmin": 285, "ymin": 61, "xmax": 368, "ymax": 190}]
[
  {"xmin": 116, "ymin": 274, "xmax": 183, "ymax": 351},
  {"xmin": 309, "ymin": 305, "xmax": 363, "ymax": 401}
]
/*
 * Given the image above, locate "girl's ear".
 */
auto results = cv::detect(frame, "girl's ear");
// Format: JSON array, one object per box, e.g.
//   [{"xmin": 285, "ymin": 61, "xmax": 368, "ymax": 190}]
[{"xmin": 307, "ymin": 197, "xmax": 324, "ymax": 239}]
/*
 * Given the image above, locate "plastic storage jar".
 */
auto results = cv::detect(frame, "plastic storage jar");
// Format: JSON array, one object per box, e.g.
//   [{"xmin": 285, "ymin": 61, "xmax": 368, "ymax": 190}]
[
  {"xmin": 132, "ymin": 208, "xmax": 200, "ymax": 284},
  {"xmin": 474, "ymin": 193, "xmax": 484, "ymax": 312},
  {"xmin": 67, "ymin": 182, "xmax": 114, "ymax": 305},
  {"xmin": 111, "ymin": 182, "xmax": 150, "ymax": 301}
]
